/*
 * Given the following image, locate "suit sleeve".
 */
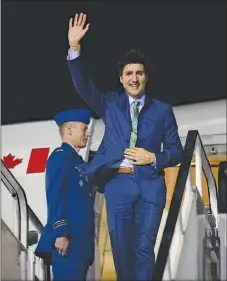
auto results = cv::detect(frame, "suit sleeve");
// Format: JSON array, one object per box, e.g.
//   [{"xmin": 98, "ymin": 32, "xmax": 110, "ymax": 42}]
[
  {"xmin": 67, "ymin": 55, "xmax": 106, "ymax": 119},
  {"xmin": 155, "ymin": 106, "xmax": 183, "ymax": 172},
  {"xmin": 46, "ymin": 152, "xmax": 71, "ymax": 239}
]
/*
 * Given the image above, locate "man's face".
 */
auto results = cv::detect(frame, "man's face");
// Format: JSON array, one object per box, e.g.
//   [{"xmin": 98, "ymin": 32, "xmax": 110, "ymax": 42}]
[
  {"xmin": 120, "ymin": 63, "xmax": 148, "ymax": 98},
  {"xmin": 69, "ymin": 122, "xmax": 90, "ymax": 149}
]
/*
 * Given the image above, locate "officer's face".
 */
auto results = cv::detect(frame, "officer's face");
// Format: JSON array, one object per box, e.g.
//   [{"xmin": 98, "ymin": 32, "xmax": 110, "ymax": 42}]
[
  {"xmin": 70, "ymin": 122, "xmax": 90, "ymax": 149},
  {"xmin": 120, "ymin": 63, "xmax": 148, "ymax": 98}
]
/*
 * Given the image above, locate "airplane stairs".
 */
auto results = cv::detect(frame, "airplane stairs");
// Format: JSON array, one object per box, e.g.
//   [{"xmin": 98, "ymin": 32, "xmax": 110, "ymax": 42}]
[{"xmin": 1, "ymin": 130, "xmax": 226, "ymax": 281}]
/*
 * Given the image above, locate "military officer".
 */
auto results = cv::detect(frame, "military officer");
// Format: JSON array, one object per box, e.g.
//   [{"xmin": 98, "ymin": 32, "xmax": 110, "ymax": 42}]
[{"xmin": 35, "ymin": 109, "xmax": 95, "ymax": 281}]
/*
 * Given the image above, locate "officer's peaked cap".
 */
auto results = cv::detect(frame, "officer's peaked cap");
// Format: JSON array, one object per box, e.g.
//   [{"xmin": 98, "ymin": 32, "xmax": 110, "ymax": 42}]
[{"xmin": 54, "ymin": 109, "xmax": 91, "ymax": 126}]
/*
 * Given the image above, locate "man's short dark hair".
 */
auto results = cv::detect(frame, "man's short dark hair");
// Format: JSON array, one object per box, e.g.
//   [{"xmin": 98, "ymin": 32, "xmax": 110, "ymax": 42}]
[{"xmin": 118, "ymin": 49, "xmax": 150, "ymax": 76}]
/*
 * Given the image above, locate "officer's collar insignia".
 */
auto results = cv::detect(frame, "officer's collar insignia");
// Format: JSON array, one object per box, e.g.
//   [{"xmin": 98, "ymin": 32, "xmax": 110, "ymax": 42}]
[
  {"xmin": 75, "ymin": 166, "xmax": 84, "ymax": 178},
  {"xmin": 75, "ymin": 166, "xmax": 81, "ymax": 172}
]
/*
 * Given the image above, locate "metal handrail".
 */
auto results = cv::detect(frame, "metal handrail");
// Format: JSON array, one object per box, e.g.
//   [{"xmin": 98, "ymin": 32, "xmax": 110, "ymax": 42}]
[
  {"xmin": 27, "ymin": 205, "xmax": 44, "ymax": 232},
  {"xmin": 1, "ymin": 219, "xmax": 27, "ymax": 252},
  {"xmin": 152, "ymin": 130, "xmax": 219, "ymax": 280},
  {"xmin": 195, "ymin": 133, "xmax": 219, "ymax": 224},
  {"xmin": 1, "ymin": 160, "xmax": 50, "ymax": 280},
  {"xmin": 1, "ymin": 160, "xmax": 29, "ymax": 248},
  {"xmin": 1, "ymin": 160, "xmax": 45, "ymax": 233}
]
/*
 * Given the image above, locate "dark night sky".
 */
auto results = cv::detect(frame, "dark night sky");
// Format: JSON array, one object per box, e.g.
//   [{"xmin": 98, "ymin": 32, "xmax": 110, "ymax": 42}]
[{"xmin": 2, "ymin": 0, "xmax": 226, "ymax": 124}]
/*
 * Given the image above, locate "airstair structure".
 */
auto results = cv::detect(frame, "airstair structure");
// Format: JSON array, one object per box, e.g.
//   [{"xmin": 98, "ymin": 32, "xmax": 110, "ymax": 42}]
[
  {"xmin": 1, "ymin": 130, "xmax": 226, "ymax": 280},
  {"xmin": 152, "ymin": 130, "xmax": 226, "ymax": 281}
]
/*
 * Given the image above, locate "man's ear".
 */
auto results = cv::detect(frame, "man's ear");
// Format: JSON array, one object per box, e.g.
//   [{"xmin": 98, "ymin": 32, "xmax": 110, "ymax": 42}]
[
  {"xmin": 67, "ymin": 123, "xmax": 73, "ymax": 135},
  {"xmin": 120, "ymin": 75, "xmax": 123, "ymax": 84}
]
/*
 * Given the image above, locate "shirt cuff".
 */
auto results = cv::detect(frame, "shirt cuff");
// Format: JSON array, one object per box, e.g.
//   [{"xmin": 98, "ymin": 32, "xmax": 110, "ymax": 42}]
[{"xmin": 67, "ymin": 49, "xmax": 81, "ymax": 60}]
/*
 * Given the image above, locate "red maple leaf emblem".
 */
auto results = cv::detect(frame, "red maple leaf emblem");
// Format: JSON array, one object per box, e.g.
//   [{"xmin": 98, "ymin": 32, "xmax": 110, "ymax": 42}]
[{"xmin": 3, "ymin": 153, "xmax": 23, "ymax": 169}]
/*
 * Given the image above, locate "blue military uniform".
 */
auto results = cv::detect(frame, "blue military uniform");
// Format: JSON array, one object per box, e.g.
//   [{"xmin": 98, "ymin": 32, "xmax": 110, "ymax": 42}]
[{"xmin": 35, "ymin": 109, "xmax": 94, "ymax": 281}]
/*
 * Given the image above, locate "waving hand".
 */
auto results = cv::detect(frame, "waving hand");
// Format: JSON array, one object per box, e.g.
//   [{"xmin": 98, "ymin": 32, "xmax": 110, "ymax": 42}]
[{"xmin": 68, "ymin": 13, "xmax": 90, "ymax": 49}]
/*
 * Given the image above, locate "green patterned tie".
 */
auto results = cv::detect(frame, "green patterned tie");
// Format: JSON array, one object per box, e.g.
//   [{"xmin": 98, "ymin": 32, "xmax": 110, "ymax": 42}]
[{"xmin": 129, "ymin": 100, "xmax": 140, "ymax": 147}]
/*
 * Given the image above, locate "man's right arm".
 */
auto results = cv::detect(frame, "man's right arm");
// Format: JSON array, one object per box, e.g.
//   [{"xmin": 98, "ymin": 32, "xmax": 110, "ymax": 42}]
[
  {"xmin": 66, "ymin": 48, "xmax": 106, "ymax": 118},
  {"xmin": 67, "ymin": 13, "xmax": 106, "ymax": 118}
]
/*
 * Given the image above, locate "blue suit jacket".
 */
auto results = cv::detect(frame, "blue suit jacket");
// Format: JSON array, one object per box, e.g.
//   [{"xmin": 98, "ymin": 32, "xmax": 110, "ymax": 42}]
[
  {"xmin": 67, "ymin": 57, "xmax": 183, "ymax": 205},
  {"xmin": 35, "ymin": 142, "xmax": 94, "ymax": 263}
]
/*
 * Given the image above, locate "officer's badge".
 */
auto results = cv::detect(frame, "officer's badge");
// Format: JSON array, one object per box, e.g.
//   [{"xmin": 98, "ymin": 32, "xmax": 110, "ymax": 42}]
[
  {"xmin": 75, "ymin": 166, "xmax": 82, "ymax": 177},
  {"xmin": 79, "ymin": 180, "xmax": 83, "ymax": 186}
]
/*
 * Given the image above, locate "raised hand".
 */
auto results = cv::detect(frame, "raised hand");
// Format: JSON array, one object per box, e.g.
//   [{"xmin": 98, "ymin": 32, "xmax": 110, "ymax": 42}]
[{"xmin": 68, "ymin": 13, "xmax": 90, "ymax": 49}]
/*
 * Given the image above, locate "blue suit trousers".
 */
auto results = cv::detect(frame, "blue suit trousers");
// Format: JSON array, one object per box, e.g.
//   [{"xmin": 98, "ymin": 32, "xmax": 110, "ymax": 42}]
[{"xmin": 104, "ymin": 173, "xmax": 164, "ymax": 280}]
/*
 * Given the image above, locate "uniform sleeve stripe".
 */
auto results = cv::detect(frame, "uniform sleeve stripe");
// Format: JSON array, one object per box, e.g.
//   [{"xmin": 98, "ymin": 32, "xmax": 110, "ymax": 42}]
[
  {"xmin": 53, "ymin": 222, "xmax": 68, "ymax": 229},
  {"xmin": 53, "ymin": 219, "xmax": 68, "ymax": 229}
]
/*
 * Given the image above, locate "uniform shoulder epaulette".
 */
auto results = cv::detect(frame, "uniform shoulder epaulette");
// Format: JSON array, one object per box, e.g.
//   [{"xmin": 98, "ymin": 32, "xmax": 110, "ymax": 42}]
[{"xmin": 55, "ymin": 148, "xmax": 64, "ymax": 152}]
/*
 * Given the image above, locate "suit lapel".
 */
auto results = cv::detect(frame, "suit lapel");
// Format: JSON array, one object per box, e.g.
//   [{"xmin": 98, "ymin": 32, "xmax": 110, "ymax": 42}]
[
  {"xmin": 138, "ymin": 94, "xmax": 155, "ymax": 121},
  {"xmin": 117, "ymin": 92, "xmax": 131, "ymax": 124},
  {"xmin": 140, "ymin": 94, "xmax": 153, "ymax": 114},
  {"xmin": 118, "ymin": 91, "xmax": 154, "ymax": 118},
  {"xmin": 113, "ymin": 92, "xmax": 132, "ymax": 145}
]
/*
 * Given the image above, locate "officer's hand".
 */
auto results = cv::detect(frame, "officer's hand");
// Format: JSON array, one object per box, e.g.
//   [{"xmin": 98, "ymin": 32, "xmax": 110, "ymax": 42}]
[
  {"xmin": 55, "ymin": 237, "xmax": 69, "ymax": 256},
  {"xmin": 124, "ymin": 147, "xmax": 156, "ymax": 165},
  {"xmin": 68, "ymin": 13, "xmax": 90, "ymax": 50}
]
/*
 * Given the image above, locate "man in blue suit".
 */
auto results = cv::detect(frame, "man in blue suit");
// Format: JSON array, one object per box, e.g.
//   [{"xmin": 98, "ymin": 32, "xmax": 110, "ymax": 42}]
[
  {"xmin": 35, "ymin": 109, "xmax": 95, "ymax": 281},
  {"xmin": 66, "ymin": 13, "xmax": 183, "ymax": 280}
]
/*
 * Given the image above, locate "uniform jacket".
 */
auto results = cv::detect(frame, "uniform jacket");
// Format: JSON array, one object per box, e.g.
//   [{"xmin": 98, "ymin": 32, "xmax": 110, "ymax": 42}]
[{"xmin": 35, "ymin": 142, "xmax": 94, "ymax": 263}]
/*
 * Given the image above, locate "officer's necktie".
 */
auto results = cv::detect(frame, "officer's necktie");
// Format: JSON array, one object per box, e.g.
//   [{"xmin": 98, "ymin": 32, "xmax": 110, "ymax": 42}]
[{"xmin": 129, "ymin": 100, "xmax": 141, "ymax": 147}]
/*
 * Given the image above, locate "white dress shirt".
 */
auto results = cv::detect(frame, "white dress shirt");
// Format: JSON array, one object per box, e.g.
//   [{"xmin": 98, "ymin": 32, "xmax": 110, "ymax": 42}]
[{"xmin": 112, "ymin": 95, "xmax": 146, "ymax": 168}]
